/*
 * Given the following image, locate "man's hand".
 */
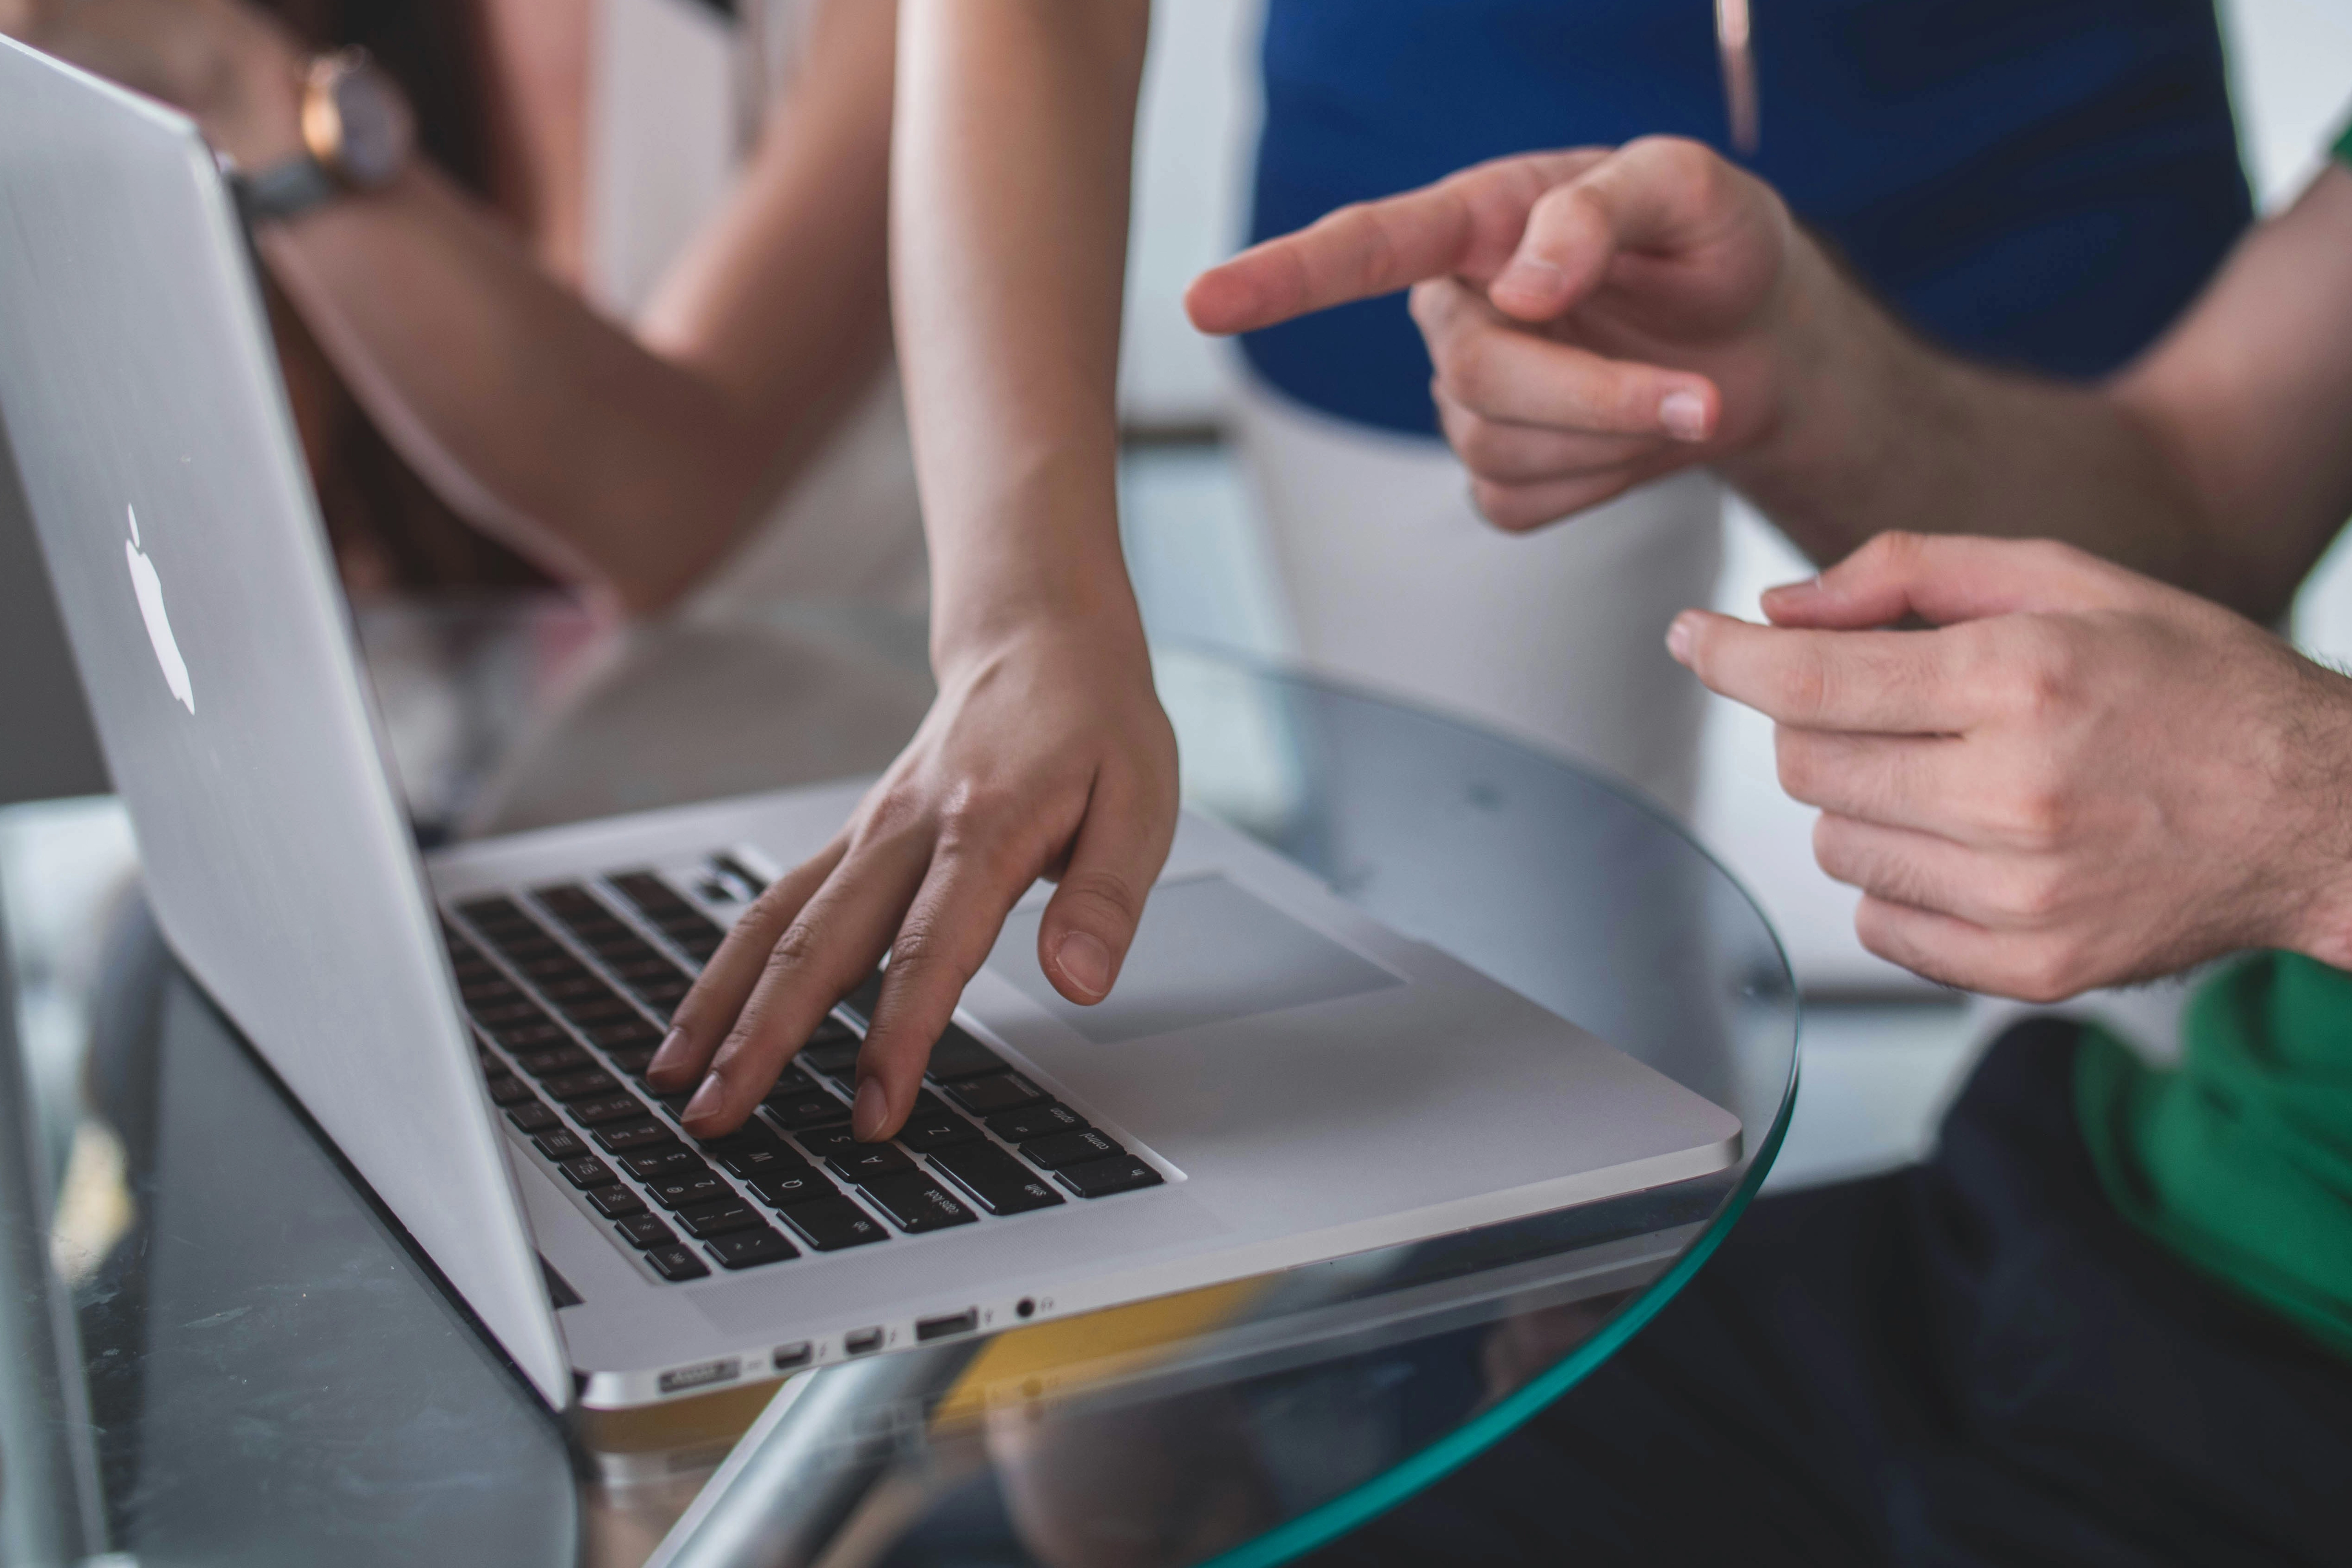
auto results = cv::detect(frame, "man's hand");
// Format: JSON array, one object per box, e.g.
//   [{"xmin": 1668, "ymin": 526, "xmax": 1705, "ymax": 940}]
[
  {"xmin": 1668, "ymin": 533, "xmax": 2352, "ymax": 1000},
  {"xmin": 1186, "ymin": 138, "xmax": 1830, "ymax": 531},
  {"xmin": 649, "ymin": 621, "xmax": 1179, "ymax": 1142}
]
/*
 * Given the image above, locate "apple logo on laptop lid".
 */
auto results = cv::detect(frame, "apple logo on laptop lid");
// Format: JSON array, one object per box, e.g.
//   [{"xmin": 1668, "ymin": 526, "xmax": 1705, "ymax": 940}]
[{"xmin": 124, "ymin": 505, "xmax": 194, "ymax": 714}]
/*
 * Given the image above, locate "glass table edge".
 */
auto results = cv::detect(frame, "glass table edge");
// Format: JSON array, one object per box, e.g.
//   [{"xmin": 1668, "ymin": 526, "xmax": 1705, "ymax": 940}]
[{"xmin": 1196, "ymin": 1056, "xmax": 1803, "ymax": 1568}]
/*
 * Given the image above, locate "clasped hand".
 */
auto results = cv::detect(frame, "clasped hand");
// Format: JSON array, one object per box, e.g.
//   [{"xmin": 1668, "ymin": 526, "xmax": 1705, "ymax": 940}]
[{"xmin": 1670, "ymin": 533, "xmax": 2352, "ymax": 1000}]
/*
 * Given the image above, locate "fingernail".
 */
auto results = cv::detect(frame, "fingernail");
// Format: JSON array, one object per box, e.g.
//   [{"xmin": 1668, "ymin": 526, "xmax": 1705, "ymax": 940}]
[
  {"xmin": 1055, "ymin": 931, "xmax": 1112, "ymax": 1000},
  {"xmin": 1666, "ymin": 613, "xmax": 1696, "ymax": 664},
  {"xmin": 682, "ymin": 1073, "xmax": 725, "ymax": 1130},
  {"xmin": 1760, "ymin": 576, "xmax": 1820, "ymax": 607},
  {"xmin": 851, "ymin": 1076, "xmax": 889, "ymax": 1142},
  {"xmin": 1660, "ymin": 390, "xmax": 1709, "ymax": 442},
  {"xmin": 1495, "ymin": 256, "xmax": 1565, "ymax": 301},
  {"xmin": 648, "ymin": 1027, "xmax": 689, "ymax": 1077}
]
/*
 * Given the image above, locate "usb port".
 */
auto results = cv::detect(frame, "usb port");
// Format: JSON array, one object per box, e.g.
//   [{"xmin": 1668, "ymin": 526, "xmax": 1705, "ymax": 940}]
[
  {"xmin": 843, "ymin": 1327, "xmax": 884, "ymax": 1356},
  {"xmin": 916, "ymin": 1309, "xmax": 977, "ymax": 1343},
  {"xmin": 772, "ymin": 1342, "xmax": 812, "ymax": 1371}
]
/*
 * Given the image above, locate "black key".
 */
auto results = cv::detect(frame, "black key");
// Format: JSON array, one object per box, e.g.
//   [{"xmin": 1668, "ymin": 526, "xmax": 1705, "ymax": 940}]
[
  {"xmin": 676, "ymin": 1198, "xmax": 764, "ymax": 1238},
  {"xmin": 764, "ymin": 1088, "xmax": 851, "ymax": 1132},
  {"xmin": 608, "ymin": 870, "xmax": 694, "ymax": 919},
  {"xmin": 774, "ymin": 1195, "xmax": 889, "ymax": 1251},
  {"xmin": 1055, "ymin": 1154, "xmax": 1165, "ymax": 1199},
  {"xmin": 646, "ymin": 1171, "xmax": 731, "ymax": 1210},
  {"xmin": 512, "ymin": 1044, "xmax": 593, "ymax": 1078},
  {"xmin": 484, "ymin": 1073, "xmax": 535, "ymax": 1107},
  {"xmin": 895, "ymin": 1098, "xmax": 983, "ymax": 1153},
  {"xmin": 614, "ymin": 1212, "xmax": 674, "ymax": 1247},
  {"xmin": 532, "ymin": 1129, "xmax": 589, "ymax": 1161},
  {"xmin": 586, "ymin": 1185, "xmax": 646, "ymax": 1219},
  {"xmin": 646, "ymin": 1244, "xmax": 710, "ymax": 1281},
  {"xmin": 605, "ymin": 1045, "xmax": 660, "ymax": 1076},
  {"xmin": 763, "ymin": 1065, "xmax": 824, "ymax": 1098},
  {"xmin": 797, "ymin": 1038, "xmax": 862, "ymax": 1080},
  {"xmin": 458, "ymin": 893, "xmax": 529, "ymax": 922},
  {"xmin": 488, "ymin": 1020, "xmax": 569, "ymax": 1052},
  {"xmin": 461, "ymin": 982, "xmax": 528, "ymax": 1012},
  {"xmin": 704, "ymin": 1228, "xmax": 797, "ymax": 1270},
  {"xmin": 619, "ymin": 1145, "xmax": 706, "ymax": 1181},
  {"xmin": 610, "ymin": 953, "xmax": 685, "ymax": 984},
  {"xmin": 592, "ymin": 1119, "xmax": 679, "ymax": 1154},
  {"xmin": 568, "ymin": 1093, "xmax": 652, "ymax": 1127},
  {"xmin": 747, "ymin": 1169, "xmax": 836, "ymax": 1209},
  {"xmin": 468, "ymin": 1000, "xmax": 548, "ymax": 1030},
  {"xmin": 557, "ymin": 996, "xmax": 637, "ymax": 1028},
  {"xmin": 582, "ymin": 1022, "xmax": 662, "ymax": 1052},
  {"xmin": 506, "ymin": 1101, "xmax": 558, "ymax": 1133},
  {"xmin": 839, "ymin": 970, "xmax": 885, "ymax": 1023},
  {"xmin": 557, "ymin": 1156, "xmax": 615, "ymax": 1190},
  {"xmin": 539, "ymin": 973, "xmax": 614, "ymax": 1006},
  {"xmin": 795, "ymin": 1125, "xmax": 877, "ymax": 1163},
  {"xmin": 929, "ymin": 1140, "xmax": 1067, "ymax": 1215},
  {"xmin": 859, "ymin": 1173, "xmax": 978, "ymax": 1233},
  {"xmin": 719, "ymin": 1143, "xmax": 809, "ymax": 1183},
  {"xmin": 634, "ymin": 979, "xmax": 692, "ymax": 1010},
  {"xmin": 986, "ymin": 1102, "xmax": 1089, "ymax": 1142},
  {"xmin": 828, "ymin": 1144, "xmax": 916, "ymax": 1185},
  {"xmin": 923, "ymin": 1027, "xmax": 1007, "ymax": 1083},
  {"xmin": 649, "ymin": 1088, "xmax": 695, "ymax": 1121},
  {"xmin": 1021, "ymin": 1128, "xmax": 1126, "ymax": 1170},
  {"xmin": 943, "ymin": 1073, "xmax": 1047, "ymax": 1116},
  {"xmin": 508, "ymin": 951, "xmax": 586, "ymax": 983},
  {"xmin": 541, "ymin": 1068, "xmax": 621, "ymax": 1102},
  {"xmin": 808, "ymin": 1014, "xmax": 861, "ymax": 1048}
]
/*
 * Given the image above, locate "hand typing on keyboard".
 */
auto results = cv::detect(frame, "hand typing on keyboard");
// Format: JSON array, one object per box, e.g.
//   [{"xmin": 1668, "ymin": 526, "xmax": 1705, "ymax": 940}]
[{"xmin": 644, "ymin": 628, "xmax": 1180, "ymax": 1143}]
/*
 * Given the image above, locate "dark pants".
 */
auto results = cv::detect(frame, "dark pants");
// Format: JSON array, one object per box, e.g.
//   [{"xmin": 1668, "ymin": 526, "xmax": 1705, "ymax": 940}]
[{"xmin": 1311, "ymin": 1020, "xmax": 2352, "ymax": 1567}]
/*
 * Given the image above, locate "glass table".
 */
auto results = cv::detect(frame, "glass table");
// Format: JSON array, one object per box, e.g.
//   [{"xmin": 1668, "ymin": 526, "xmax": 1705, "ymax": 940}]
[{"xmin": 0, "ymin": 599, "xmax": 1797, "ymax": 1568}]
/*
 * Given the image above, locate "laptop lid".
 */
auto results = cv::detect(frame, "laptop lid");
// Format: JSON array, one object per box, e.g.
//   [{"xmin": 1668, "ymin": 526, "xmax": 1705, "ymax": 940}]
[{"xmin": 0, "ymin": 38, "xmax": 570, "ymax": 1406}]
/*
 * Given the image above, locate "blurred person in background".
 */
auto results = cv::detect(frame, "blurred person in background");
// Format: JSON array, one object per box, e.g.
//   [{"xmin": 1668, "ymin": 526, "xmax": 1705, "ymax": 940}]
[
  {"xmin": 3, "ymin": 0, "xmax": 922, "ymax": 619},
  {"xmin": 649, "ymin": 0, "xmax": 2255, "ymax": 1149}
]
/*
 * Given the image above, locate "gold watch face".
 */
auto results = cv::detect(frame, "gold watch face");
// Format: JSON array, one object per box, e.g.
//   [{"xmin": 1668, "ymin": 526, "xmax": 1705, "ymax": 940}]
[{"xmin": 301, "ymin": 51, "xmax": 414, "ymax": 191}]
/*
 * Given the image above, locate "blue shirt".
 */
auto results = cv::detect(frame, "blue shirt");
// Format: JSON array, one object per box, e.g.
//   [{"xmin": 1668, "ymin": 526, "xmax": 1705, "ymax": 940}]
[{"xmin": 1242, "ymin": 0, "xmax": 2251, "ymax": 436}]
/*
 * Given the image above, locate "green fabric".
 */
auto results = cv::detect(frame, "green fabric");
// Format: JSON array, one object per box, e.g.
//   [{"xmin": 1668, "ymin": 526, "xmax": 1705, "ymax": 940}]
[
  {"xmin": 2076, "ymin": 953, "xmax": 2352, "ymax": 1360},
  {"xmin": 2337, "ymin": 113, "xmax": 2352, "ymax": 166}
]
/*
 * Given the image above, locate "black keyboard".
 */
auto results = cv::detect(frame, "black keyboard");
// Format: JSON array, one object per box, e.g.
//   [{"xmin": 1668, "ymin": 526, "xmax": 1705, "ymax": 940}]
[{"xmin": 443, "ymin": 860, "xmax": 1162, "ymax": 1287}]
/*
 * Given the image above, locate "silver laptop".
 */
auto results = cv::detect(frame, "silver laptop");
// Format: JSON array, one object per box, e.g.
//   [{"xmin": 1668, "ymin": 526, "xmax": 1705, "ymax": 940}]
[{"xmin": 0, "ymin": 37, "xmax": 1739, "ymax": 1411}]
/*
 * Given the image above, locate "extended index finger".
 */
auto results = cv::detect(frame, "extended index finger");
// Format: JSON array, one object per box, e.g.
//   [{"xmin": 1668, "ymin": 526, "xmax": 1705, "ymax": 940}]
[
  {"xmin": 1185, "ymin": 150, "xmax": 1605, "ymax": 336},
  {"xmin": 1668, "ymin": 611, "xmax": 1979, "ymax": 733}
]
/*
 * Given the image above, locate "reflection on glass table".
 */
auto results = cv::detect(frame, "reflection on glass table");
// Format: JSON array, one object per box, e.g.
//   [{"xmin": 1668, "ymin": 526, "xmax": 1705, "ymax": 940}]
[{"xmin": 2, "ymin": 601, "xmax": 1795, "ymax": 1568}]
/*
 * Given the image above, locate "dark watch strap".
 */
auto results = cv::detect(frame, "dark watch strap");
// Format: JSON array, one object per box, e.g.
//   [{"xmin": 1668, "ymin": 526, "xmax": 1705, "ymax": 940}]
[{"xmin": 232, "ymin": 156, "xmax": 341, "ymax": 228}]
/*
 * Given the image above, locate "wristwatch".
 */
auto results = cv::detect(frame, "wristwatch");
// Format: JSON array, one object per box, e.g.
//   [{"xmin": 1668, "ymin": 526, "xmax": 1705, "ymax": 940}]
[{"xmin": 233, "ymin": 49, "xmax": 414, "ymax": 227}]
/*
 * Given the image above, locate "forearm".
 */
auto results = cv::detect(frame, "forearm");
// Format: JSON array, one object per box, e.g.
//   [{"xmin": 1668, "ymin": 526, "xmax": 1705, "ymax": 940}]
[
  {"xmin": 262, "ymin": 168, "xmax": 773, "ymax": 610},
  {"xmin": 1722, "ymin": 245, "xmax": 2244, "ymax": 612},
  {"xmin": 892, "ymin": 0, "xmax": 1152, "ymax": 663}
]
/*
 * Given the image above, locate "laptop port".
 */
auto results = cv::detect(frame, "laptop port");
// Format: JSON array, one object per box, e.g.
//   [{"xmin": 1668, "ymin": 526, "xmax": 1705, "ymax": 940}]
[
  {"xmin": 772, "ymin": 1342, "xmax": 812, "ymax": 1371},
  {"xmin": 916, "ymin": 1309, "xmax": 977, "ymax": 1343},
  {"xmin": 843, "ymin": 1327, "xmax": 884, "ymax": 1356}
]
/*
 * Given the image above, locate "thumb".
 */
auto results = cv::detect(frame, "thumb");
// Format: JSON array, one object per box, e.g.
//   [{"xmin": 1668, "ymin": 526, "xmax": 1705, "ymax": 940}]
[
  {"xmin": 1035, "ymin": 772, "xmax": 1170, "ymax": 1006},
  {"xmin": 1761, "ymin": 534, "xmax": 2132, "ymax": 630}
]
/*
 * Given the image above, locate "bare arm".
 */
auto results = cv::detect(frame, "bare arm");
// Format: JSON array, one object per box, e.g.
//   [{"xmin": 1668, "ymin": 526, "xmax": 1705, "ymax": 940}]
[
  {"xmin": 1191, "ymin": 142, "xmax": 2352, "ymax": 624},
  {"xmin": 20, "ymin": 0, "xmax": 897, "ymax": 613},
  {"xmin": 647, "ymin": 0, "xmax": 1183, "ymax": 1143},
  {"xmin": 1724, "ymin": 164, "xmax": 2352, "ymax": 623},
  {"xmin": 890, "ymin": 0, "xmax": 1151, "ymax": 655}
]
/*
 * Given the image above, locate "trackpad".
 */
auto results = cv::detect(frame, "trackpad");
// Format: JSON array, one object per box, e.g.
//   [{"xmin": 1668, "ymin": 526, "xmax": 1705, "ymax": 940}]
[{"xmin": 987, "ymin": 874, "xmax": 1400, "ymax": 1045}]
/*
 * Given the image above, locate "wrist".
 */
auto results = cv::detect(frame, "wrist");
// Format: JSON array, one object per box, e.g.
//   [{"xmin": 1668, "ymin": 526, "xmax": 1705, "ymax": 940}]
[
  {"xmin": 1716, "ymin": 238, "xmax": 1925, "ymax": 546},
  {"xmin": 2271, "ymin": 667, "xmax": 2352, "ymax": 971}
]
